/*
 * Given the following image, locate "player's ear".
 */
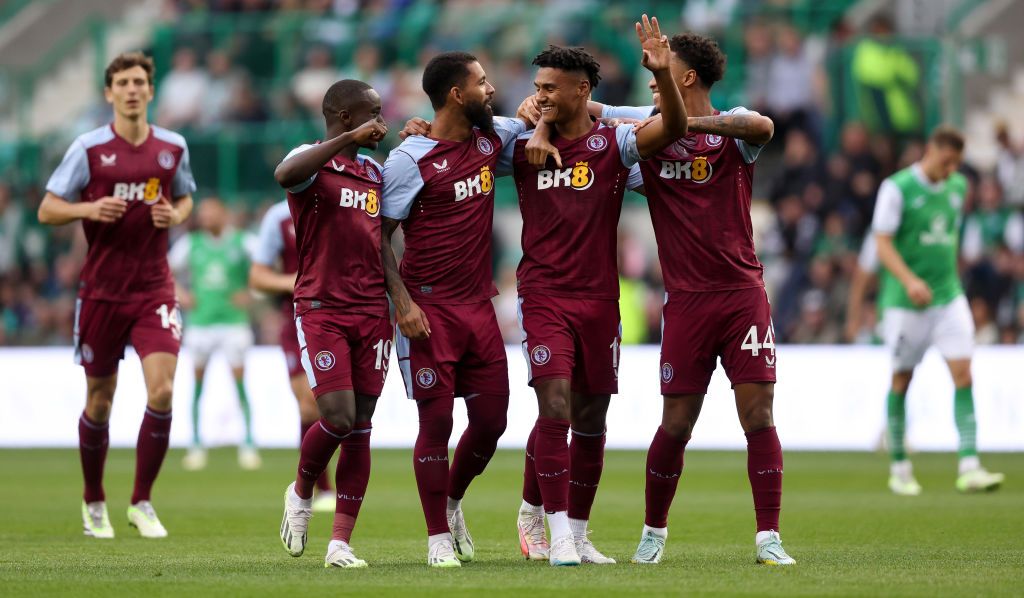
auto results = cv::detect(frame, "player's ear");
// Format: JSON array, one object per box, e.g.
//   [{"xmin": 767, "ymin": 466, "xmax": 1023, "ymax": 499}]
[
  {"xmin": 450, "ymin": 86, "xmax": 463, "ymax": 106},
  {"xmin": 103, "ymin": 86, "xmax": 114, "ymax": 104}
]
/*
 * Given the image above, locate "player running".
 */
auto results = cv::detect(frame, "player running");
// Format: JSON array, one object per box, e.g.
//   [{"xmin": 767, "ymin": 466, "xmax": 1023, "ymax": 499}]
[
  {"xmin": 169, "ymin": 197, "xmax": 260, "ymax": 471},
  {"xmin": 251, "ymin": 199, "xmax": 335, "ymax": 512},
  {"xmin": 526, "ymin": 31, "xmax": 793, "ymax": 565},
  {"xmin": 275, "ymin": 79, "xmax": 390, "ymax": 568},
  {"xmin": 872, "ymin": 126, "xmax": 1004, "ymax": 496},
  {"xmin": 508, "ymin": 17, "xmax": 687, "ymax": 567},
  {"xmin": 38, "ymin": 52, "xmax": 195, "ymax": 539},
  {"xmin": 382, "ymin": 51, "xmax": 529, "ymax": 568}
]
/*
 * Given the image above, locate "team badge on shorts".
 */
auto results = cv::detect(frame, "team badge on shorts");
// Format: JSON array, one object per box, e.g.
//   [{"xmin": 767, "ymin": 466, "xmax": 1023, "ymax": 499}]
[
  {"xmin": 476, "ymin": 137, "xmax": 494, "ymax": 155},
  {"xmin": 416, "ymin": 367, "xmax": 437, "ymax": 389},
  {"xmin": 586, "ymin": 134, "xmax": 608, "ymax": 152},
  {"xmin": 81, "ymin": 344, "xmax": 94, "ymax": 364},
  {"xmin": 661, "ymin": 363, "xmax": 674, "ymax": 383},
  {"xmin": 530, "ymin": 345, "xmax": 551, "ymax": 366},
  {"xmin": 705, "ymin": 133, "xmax": 723, "ymax": 147},
  {"xmin": 314, "ymin": 350, "xmax": 335, "ymax": 371},
  {"xmin": 157, "ymin": 150, "xmax": 176, "ymax": 170}
]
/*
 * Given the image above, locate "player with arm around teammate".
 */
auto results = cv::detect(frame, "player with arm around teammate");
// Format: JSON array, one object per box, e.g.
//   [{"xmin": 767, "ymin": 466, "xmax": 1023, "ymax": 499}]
[
  {"xmin": 275, "ymin": 79, "xmax": 390, "ymax": 568},
  {"xmin": 506, "ymin": 16, "xmax": 688, "ymax": 567},
  {"xmin": 38, "ymin": 52, "xmax": 195, "ymax": 539}
]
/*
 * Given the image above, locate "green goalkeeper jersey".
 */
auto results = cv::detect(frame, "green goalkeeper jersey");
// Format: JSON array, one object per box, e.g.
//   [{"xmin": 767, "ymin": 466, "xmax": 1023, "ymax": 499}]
[
  {"xmin": 872, "ymin": 163, "xmax": 967, "ymax": 311},
  {"xmin": 170, "ymin": 230, "xmax": 250, "ymax": 327}
]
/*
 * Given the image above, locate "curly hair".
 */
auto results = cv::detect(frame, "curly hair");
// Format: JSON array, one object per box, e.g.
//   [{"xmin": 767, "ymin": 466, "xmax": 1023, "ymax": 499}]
[
  {"xmin": 669, "ymin": 33, "xmax": 726, "ymax": 88},
  {"xmin": 532, "ymin": 45, "xmax": 601, "ymax": 89}
]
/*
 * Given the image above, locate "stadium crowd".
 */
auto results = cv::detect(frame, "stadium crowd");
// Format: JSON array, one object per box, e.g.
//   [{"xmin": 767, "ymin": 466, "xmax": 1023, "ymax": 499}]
[{"xmin": 2, "ymin": 1, "xmax": 1023, "ymax": 347}]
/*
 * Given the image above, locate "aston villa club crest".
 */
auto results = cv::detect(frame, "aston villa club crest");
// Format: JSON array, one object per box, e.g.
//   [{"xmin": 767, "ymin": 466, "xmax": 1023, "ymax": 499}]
[
  {"xmin": 586, "ymin": 135, "xmax": 608, "ymax": 152},
  {"xmin": 705, "ymin": 134, "xmax": 723, "ymax": 147},
  {"xmin": 416, "ymin": 367, "xmax": 437, "ymax": 388},
  {"xmin": 476, "ymin": 137, "xmax": 494, "ymax": 155},
  {"xmin": 315, "ymin": 350, "xmax": 335, "ymax": 371},
  {"xmin": 157, "ymin": 149, "xmax": 176, "ymax": 170},
  {"xmin": 661, "ymin": 363, "xmax": 674, "ymax": 383},
  {"xmin": 367, "ymin": 167, "xmax": 380, "ymax": 183},
  {"xmin": 531, "ymin": 345, "xmax": 551, "ymax": 366}
]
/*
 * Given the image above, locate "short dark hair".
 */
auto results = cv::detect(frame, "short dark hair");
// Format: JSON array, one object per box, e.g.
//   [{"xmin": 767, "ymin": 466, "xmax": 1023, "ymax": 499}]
[
  {"xmin": 422, "ymin": 51, "xmax": 478, "ymax": 110},
  {"xmin": 105, "ymin": 52, "xmax": 155, "ymax": 87},
  {"xmin": 322, "ymin": 79, "xmax": 373, "ymax": 118},
  {"xmin": 669, "ymin": 33, "xmax": 726, "ymax": 88},
  {"xmin": 929, "ymin": 125, "xmax": 965, "ymax": 152},
  {"xmin": 532, "ymin": 45, "xmax": 601, "ymax": 89}
]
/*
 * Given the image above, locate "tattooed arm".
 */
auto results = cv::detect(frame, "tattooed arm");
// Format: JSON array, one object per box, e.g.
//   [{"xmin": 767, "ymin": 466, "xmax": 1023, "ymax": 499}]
[
  {"xmin": 686, "ymin": 111, "xmax": 774, "ymax": 146},
  {"xmin": 382, "ymin": 217, "xmax": 430, "ymax": 339}
]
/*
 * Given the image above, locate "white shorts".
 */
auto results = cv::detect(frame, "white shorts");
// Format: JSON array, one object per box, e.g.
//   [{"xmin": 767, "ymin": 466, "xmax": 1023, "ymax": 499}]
[
  {"xmin": 881, "ymin": 295, "xmax": 974, "ymax": 371},
  {"xmin": 183, "ymin": 324, "xmax": 254, "ymax": 368}
]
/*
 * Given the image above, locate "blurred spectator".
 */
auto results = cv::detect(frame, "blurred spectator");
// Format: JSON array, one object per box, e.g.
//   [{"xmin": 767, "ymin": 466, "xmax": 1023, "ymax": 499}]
[
  {"xmin": 995, "ymin": 123, "xmax": 1024, "ymax": 207},
  {"xmin": 851, "ymin": 15, "xmax": 921, "ymax": 137},
  {"xmin": 0, "ymin": 184, "xmax": 22, "ymax": 275},
  {"xmin": 199, "ymin": 50, "xmax": 244, "ymax": 129},
  {"xmin": 157, "ymin": 48, "xmax": 209, "ymax": 129},
  {"xmin": 292, "ymin": 45, "xmax": 338, "ymax": 117},
  {"xmin": 766, "ymin": 25, "xmax": 820, "ymax": 140}
]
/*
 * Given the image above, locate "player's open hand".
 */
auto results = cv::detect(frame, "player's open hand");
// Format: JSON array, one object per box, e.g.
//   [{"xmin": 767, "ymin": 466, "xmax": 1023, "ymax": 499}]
[
  {"xmin": 905, "ymin": 276, "xmax": 933, "ymax": 307},
  {"xmin": 353, "ymin": 119, "xmax": 389, "ymax": 145},
  {"xmin": 525, "ymin": 134, "xmax": 562, "ymax": 170},
  {"xmin": 88, "ymin": 196, "xmax": 127, "ymax": 223},
  {"xmin": 632, "ymin": 114, "xmax": 660, "ymax": 133},
  {"xmin": 399, "ymin": 117, "xmax": 431, "ymax": 140},
  {"xmin": 516, "ymin": 95, "xmax": 542, "ymax": 126},
  {"xmin": 397, "ymin": 300, "xmax": 431, "ymax": 340},
  {"xmin": 151, "ymin": 196, "xmax": 176, "ymax": 228},
  {"xmin": 636, "ymin": 14, "xmax": 671, "ymax": 72}
]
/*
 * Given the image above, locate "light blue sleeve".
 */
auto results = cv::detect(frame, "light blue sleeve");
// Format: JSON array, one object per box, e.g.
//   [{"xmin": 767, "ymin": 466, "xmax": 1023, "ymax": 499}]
[
  {"xmin": 627, "ymin": 163, "xmax": 644, "ymax": 191},
  {"xmin": 45, "ymin": 140, "xmax": 90, "ymax": 201},
  {"xmin": 281, "ymin": 144, "xmax": 317, "ymax": 193},
  {"xmin": 615, "ymin": 124, "xmax": 642, "ymax": 168},
  {"xmin": 381, "ymin": 150, "xmax": 424, "ymax": 221},
  {"xmin": 726, "ymin": 106, "xmax": 766, "ymax": 164},
  {"xmin": 493, "ymin": 116, "xmax": 528, "ymax": 149},
  {"xmin": 171, "ymin": 143, "xmax": 197, "ymax": 197},
  {"xmin": 497, "ymin": 130, "xmax": 531, "ymax": 177},
  {"xmin": 601, "ymin": 104, "xmax": 655, "ymax": 121},
  {"xmin": 251, "ymin": 203, "xmax": 286, "ymax": 266}
]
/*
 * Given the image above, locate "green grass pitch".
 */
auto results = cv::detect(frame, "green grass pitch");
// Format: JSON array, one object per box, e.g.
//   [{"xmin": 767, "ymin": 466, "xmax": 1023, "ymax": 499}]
[{"xmin": 1, "ymin": 448, "xmax": 1021, "ymax": 596}]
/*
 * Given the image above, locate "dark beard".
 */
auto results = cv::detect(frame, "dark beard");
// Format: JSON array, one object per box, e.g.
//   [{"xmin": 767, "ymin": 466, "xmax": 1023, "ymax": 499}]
[{"xmin": 465, "ymin": 99, "xmax": 494, "ymax": 132}]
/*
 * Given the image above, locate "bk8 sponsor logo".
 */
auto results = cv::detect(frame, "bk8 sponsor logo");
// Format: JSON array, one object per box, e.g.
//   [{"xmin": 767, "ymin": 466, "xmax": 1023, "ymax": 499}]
[
  {"xmin": 112, "ymin": 178, "xmax": 163, "ymax": 204},
  {"xmin": 454, "ymin": 165, "xmax": 493, "ymax": 201},
  {"xmin": 537, "ymin": 161, "xmax": 594, "ymax": 191},
  {"xmin": 659, "ymin": 156, "xmax": 712, "ymax": 184},
  {"xmin": 339, "ymin": 187, "xmax": 380, "ymax": 217}
]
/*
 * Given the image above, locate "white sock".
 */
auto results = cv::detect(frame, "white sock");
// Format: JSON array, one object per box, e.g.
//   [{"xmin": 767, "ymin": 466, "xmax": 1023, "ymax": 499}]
[
  {"xmin": 327, "ymin": 539, "xmax": 349, "ymax": 554},
  {"xmin": 890, "ymin": 459, "xmax": 913, "ymax": 478},
  {"xmin": 520, "ymin": 500, "xmax": 543, "ymax": 515},
  {"xmin": 958, "ymin": 455, "xmax": 980, "ymax": 475},
  {"xmin": 569, "ymin": 517, "xmax": 588, "ymax": 540},
  {"xmin": 755, "ymin": 530, "xmax": 778, "ymax": 545},
  {"xmin": 428, "ymin": 532, "xmax": 453, "ymax": 548},
  {"xmin": 546, "ymin": 511, "xmax": 571, "ymax": 539},
  {"xmin": 289, "ymin": 485, "xmax": 312, "ymax": 508},
  {"xmin": 643, "ymin": 524, "xmax": 667, "ymax": 538},
  {"xmin": 446, "ymin": 497, "xmax": 462, "ymax": 513}
]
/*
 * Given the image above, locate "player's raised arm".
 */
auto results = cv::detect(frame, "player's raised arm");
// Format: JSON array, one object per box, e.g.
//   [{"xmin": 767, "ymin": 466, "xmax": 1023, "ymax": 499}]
[
  {"xmin": 686, "ymin": 110, "xmax": 773, "ymax": 146},
  {"xmin": 633, "ymin": 15, "xmax": 687, "ymax": 159},
  {"xmin": 274, "ymin": 118, "xmax": 387, "ymax": 190}
]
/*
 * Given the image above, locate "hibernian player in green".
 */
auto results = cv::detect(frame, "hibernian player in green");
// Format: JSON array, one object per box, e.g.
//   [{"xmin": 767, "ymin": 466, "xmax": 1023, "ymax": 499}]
[
  {"xmin": 872, "ymin": 126, "xmax": 1004, "ymax": 496},
  {"xmin": 169, "ymin": 197, "xmax": 261, "ymax": 470}
]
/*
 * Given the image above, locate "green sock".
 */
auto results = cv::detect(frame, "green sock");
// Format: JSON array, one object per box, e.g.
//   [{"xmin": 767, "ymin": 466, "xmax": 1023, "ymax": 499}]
[
  {"xmin": 235, "ymin": 379, "xmax": 254, "ymax": 447},
  {"xmin": 887, "ymin": 390, "xmax": 907, "ymax": 462},
  {"xmin": 954, "ymin": 386, "xmax": 977, "ymax": 458},
  {"xmin": 191, "ymin": 378, "xmax": 204, "ymax": 447}
]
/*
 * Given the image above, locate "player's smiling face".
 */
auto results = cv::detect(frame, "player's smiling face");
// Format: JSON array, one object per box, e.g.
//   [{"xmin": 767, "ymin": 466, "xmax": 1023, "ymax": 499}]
[
  {"xmin": 349, "ymin": 89, "xmax": 384, "ymax": 149},
  {"xmin": 534, "ymin": 67, "xmax": 589, "ymax": 125},
  {"xmin": 104, "ymin": 65, "xmax": 153, "ymax": 120},
  {"xmin": 649, "ymin": 54, "xmax": 696, "ymax": 113}
]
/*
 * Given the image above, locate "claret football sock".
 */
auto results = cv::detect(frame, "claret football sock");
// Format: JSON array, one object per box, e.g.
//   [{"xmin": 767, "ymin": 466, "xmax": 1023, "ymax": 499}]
[
  {"xmin": 414, "ymin": 396, "xmax": 455, "ymax": 536},
  {"xmin": 333, "ymin": 422, "xmax": 371, "ymax": 543},
  {"xmin": 132, "ymin": 407, "xmax": 172, "ymax": 504},
  {"xmin": 644, "ymin": 426, "xmax": 688, "ymax": 529},
  {"xmin": 79, "ymin": 411, "xmax": 109, "ymax": 503},
  {"xmin": 568, "ymin": 429, "xmax": 605, "ymax": 522},
  {"xmin": 522, "ymin": 422, "xmax": 542, "ymax": 505},
  {"xmin": 447, "ymin": 394, "xmax": 508, "ymax": 500},
  {"xmin": 746, "ymin": 426, "xmax": 783, "ymax": 533},
  {"xmin": 300, "ymin": 420, "xmax": 333, "ymax": 492},
  {"xmin": 535, "ymin": 417, "xmax": 571, "ymax": 513},
  {"xmin": 295, "ymin": 418, "xmax": 347, "ymax": 499}
]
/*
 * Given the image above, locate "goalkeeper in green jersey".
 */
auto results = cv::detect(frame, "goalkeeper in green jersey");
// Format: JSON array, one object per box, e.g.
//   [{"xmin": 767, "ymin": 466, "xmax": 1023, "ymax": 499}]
[
  {"xmin": 872, "ymin": 126, "xmax": 1004, "ymax": 495},
  {"xmin": 169, "ymin": 197, "xmax": 260, "ymax": 471}
]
